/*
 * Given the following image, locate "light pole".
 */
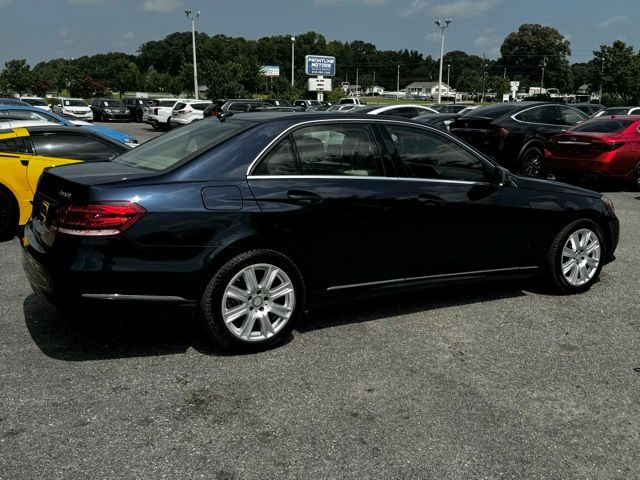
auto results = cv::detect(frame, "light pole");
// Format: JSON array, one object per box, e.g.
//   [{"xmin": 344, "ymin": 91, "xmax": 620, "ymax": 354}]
[
  {"xmin": 447, "ymin": 63, "xmax": 450, "ymax": 89},
  {"xmin": 396, "ymin": 65, "xmax": 400, "ymax": 101},
  {"xmin": 539, "ymin": 56, "xmax": 547, "ymax": 94},
  {"xmin": 356, "ymin": 68, "xmax": 359, "ymax": 97},
  {"xmin": 435, "ymin": 18, "xmax": 452, "ymax": 104},
  {"xmin": 291, "ymin": 37, "xmax": 295, "ymax": 87},
  {"xmin": 185, "ymin": 9, "xmax": 200, "ymax": 99}
]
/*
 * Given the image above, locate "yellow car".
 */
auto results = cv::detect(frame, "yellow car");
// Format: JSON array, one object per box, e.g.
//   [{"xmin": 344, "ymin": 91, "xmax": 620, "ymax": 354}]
[{"xmin": 0, "ymin": 126, "xmax": 129, "ymax": 239}]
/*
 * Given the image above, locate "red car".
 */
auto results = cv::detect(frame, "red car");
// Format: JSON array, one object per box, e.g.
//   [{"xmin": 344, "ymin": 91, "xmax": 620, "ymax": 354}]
[{"xmin": 545, "ymin": 116, "xmax": 640, "ymax": 189}]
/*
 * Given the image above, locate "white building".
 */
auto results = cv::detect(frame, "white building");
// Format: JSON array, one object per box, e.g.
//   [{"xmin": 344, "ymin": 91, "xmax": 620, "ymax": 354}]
[{"xmin": 404, "ymin": 81, "xmax": 452, "ymax": 97}]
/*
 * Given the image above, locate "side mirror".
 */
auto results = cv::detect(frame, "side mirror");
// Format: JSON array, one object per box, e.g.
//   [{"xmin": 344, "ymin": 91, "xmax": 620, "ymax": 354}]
[{"xmin": 492, "ymin": 166, "xmax": 509, "ymax": 187}]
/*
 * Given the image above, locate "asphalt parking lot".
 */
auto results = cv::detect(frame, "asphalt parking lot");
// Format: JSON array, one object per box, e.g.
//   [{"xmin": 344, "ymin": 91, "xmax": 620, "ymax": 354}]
[
  {"xmin": 94, "ymin": 120, "xmax": 164, "ymax": 144},
  {"xmin": 1, "ymin": 163, "xmax": 640, "ymax": 476}
]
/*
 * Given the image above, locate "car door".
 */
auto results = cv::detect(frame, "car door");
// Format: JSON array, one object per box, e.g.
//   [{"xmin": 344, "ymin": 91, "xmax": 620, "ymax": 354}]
[
  {"xmin": 247, "ymin": 121, "xmax": 413, "ymax": 290},
  {"xmin": 28, "ymin": 132, "xmax": 121, "ymax": 191},
  {"xmin": 379, "ymin": 122, "xmax": 535, "ymax": 278},
  {"xmin": 0, "ymin": 130, "xmax": 32, "ymax": 194}
]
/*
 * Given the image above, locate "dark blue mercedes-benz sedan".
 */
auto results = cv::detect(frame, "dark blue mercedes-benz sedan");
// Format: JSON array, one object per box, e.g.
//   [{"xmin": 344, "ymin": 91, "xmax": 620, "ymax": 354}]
[{"xmin": 21, "ymin": 113, "xmax": 619, "ymax": 351}]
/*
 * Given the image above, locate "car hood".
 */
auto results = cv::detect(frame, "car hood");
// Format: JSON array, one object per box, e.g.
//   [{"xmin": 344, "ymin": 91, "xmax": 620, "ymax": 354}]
[
  {"xmin": 80, "ymin": 124, "xmax": 131, "ymax": 143},
  {"xmin": 513, "ymin": 175, "xmax": 601, "ymax": 198}
]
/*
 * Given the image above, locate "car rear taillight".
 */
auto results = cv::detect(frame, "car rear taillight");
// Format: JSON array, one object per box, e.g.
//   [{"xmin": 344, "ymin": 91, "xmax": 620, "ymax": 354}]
[
  {"xmin": 51, "ymin": 202, "xmax": 145, "ymax": 237},
  {"xmin": 595, "ymin": 141, "xmax": 625, "ymax": 151}
]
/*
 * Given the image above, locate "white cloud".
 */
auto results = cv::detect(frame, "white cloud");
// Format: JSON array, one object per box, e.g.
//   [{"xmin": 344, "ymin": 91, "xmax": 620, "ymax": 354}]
[
  {"xmin": 114, "ymin": 31, "xmax": 136, "ymax": 48},
  {"xmin": 142, "ymin": 0, "xmax": 183, "ymax": 13},
  {"xmin": 432, "ymin": 0, "xmax": 501, "ymax": 18},
  {"xmin": 67, "ymin": 0, "xmax": 106, "ymax": 5},
  {"xmin": 597, "ymin": 16, "xmax": 630, "ymax": 29},
  {"xmin": 314, "ymin": 0, "xmax": 387, "ymax": 5},
  {"xmin": 424, "ymin": 31, "xmax": 439, "ymax": 42},
  {"xmin": 58, "ymin": 30, "xmax": 76, "ymax": 47},
  {"xmin": 401, "ymin": 0, "xmax": 427, "ymax": 17}
]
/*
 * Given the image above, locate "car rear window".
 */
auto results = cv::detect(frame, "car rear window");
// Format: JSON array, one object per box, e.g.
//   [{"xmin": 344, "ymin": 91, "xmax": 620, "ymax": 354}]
[
  {"xmin": 173, "ymin": 102, "xmax": 187, "ymax": 110},
  {"xmin": 158, "ymin": 101, "xmax": 177, "ymax": 107},
  {"xmin": 192, "ymin": 103, "xmax": 210, "ymax": 111},
  {"xmin": 112, "ymin": 118, "xmax": 254, "ymax": 171},
  {"xmin": 571, "ymin": 119, "xmax": 634, "ymax": 133},
  {"xmin": 465, "ymin": 104, "xmax": 519, "ymax": 119}
]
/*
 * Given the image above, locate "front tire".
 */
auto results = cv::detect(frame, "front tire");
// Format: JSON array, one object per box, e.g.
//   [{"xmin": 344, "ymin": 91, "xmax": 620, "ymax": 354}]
[
  {"xmin": 545, "ymin": 220, "xmax": 605, "ymax": 294},
  {"xmin": 631, "ymin": 162, "xmax": 640, "ymax": 191},
  {"xmin": 200, "ymin": 249, "xmax": 306, "ymax": 352}
]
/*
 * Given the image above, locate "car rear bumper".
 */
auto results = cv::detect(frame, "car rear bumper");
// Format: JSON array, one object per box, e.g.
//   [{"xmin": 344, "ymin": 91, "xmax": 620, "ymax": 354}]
[
  {"xmin": 544, "ymin": 157, "xmax": 634, "ymax": 180},
  {"xmin": 20, "ymin": 222, "xmax": 228, "ymax": 309}
]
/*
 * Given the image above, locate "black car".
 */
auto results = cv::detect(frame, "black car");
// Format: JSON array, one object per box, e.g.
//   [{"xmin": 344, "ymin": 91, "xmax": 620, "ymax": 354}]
[
  {"xmin": 21, "ymin": 113, "xmax": 619, "ymax": 352},
  {"xmin": 123, "ymin": 98, "xmax": 146, "ymax": 122},
  {"xmin": 449, "ymin": 102, "xmax": 588, "ymax": 176},
  {"xmin": 202, "ymin": 99, "xmax": 271, "ymax": 118},
  {"xmin": 412, "ymin": 113, "xmax": 460, "ymax": 132},
  {"xmin": 0, "ymin": 97, "xmax": 30, "ymax": 106},
  {"xmin": 90, "ymin": 98, "xmax": 131, "ymax": 122}
]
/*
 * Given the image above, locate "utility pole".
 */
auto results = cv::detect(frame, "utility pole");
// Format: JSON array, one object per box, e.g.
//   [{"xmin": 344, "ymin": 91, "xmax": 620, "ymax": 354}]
[
  {"xmin": 599, "ymin": 56, "xmax": 605, "ymax": 101},
  {"xmin": 356, "ymin": 68, "xmax": 359, "ymax": 97},
  {"xmin": 481, "ymin": 52, "xmax": 486, "ymax": 102},
  {"xmin": 540, "ymin": 56, "xmax": 547, "ymax": 93},
  {"xmin": 396, "ymin": 65, "xmax": 400, "ymax": 101},
  {"xmin": 447, "ymin": 64, "xmax": 450, "ymax": 89},
  {"xmin": 435, "ymin": 18, "xmax": 452, "ymax": 104},
  {"xmin": 290, "ymin": 37, "xmax": 295, "ymax": 87},
  {"xmin": 373, "ymin": 70, "xmax": 376, "ymax": 95}
]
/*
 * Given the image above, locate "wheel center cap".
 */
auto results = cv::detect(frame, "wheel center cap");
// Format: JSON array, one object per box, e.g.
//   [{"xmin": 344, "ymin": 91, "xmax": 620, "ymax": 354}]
[{"xmin": 252, "ymin": 297, "xmax": 264, "ymax": 307}]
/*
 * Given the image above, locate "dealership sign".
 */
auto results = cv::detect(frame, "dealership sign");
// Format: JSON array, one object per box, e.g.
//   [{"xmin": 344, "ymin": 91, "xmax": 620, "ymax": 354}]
[
  {"xmin": 308, "ymin": 77, "xmax": 332, "ymax": 92},
  {"xmin": 305, "ymin": 55, "xmax": 336, "ymax": 77}
]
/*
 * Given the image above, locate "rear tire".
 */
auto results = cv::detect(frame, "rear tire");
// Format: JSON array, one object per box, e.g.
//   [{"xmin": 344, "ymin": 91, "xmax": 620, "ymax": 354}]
[
  {"xmin": 545, "ymin": 219, "xmax": 605, "ymax": 294},
  {"xmin": 520, "ymin": 144, "xmax": 544, "ymax": 177},
  {"xmin": 0, "ymin": 189, "xmax": 17, "ymax": 241},
  {"xmin": 200, "ymin": 249, "xmax": 306, "ymax": 352},
  {"xmin": 632, "ymin": 162, "xmax": 640, "ymax": 191}
]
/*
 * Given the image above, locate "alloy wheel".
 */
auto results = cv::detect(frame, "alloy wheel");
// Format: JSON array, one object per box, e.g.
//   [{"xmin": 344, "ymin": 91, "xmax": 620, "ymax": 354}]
[
  {"xmin": 560, "ymin": 228, "xmax": 601, "ymax": 287},
  {"xmin": 221, "ymin": 263, "xmax": 296, "ymax": 342},
  {"xmin": 522, "ymin": 148, "xmax": 543, "ymax": 177}
]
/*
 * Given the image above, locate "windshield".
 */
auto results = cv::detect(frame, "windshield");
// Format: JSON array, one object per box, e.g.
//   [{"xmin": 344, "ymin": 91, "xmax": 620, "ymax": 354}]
[
  {"xmin": 112, "ymin": 118, "xmax": 254, "ymax": 171},
  {"xmin": 571, "ymin": 119, "xmax": 633, "ymax": 133},
  {"xmin": 64, "ymin": 99, "xmax": 87, "ymax": 107},
  {"xmin": 103, "ymin": 100, "xmax": 125, "ymax": 108}
]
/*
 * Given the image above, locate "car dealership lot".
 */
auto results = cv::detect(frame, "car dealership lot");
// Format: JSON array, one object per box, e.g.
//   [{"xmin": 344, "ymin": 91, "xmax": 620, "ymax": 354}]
[
  {"xmin": 94, "ymin": 120, "xmax": 163, "ymax": 144},
  {"xmin": 1, "ymin": 190, "xmax": 639, "ymax": 478}
]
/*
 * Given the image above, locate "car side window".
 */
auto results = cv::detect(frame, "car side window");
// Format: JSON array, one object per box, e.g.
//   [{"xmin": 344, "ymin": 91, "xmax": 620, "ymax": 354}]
[
  {"xmin": 558, "ymin": 106, "xmax": 586, "ymax": 125},
  {"xmin": 514, "ymin": 106, "xmax": 559, "ymax": 125},
  {"xmin": 253, "ymin": 136, "xmax": 300, "ymax": 175},
  {"xmin": 385, "ymin": 125, "xmax": 488, "ymax": 182},
  {"xmin": 0, "ymin": 138, "xmax": 18, "ymax": 153},
  {"xmin": 31, "ymin": 133, "xmax": 120, "ymax": 162},
  {"xmin": 292, "ymin": 124, "xmax": 384, "ymax": 177}
]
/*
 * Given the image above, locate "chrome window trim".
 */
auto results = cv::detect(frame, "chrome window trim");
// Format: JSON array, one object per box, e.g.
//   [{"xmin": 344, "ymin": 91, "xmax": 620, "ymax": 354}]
[
  {"xmin": 245, "ymin": 118, "xmax": 491, "ymax": 176},
  {"xmin": 326, "ymin": 266, "xmax": 539, "ymax": 291},
  {"xmin": 81, "ymin": 294, "xmax": 190, "ymax": 302},
  {"xmin": 246, "ymin": 175, "xmax": 485, "ymax": 186}
]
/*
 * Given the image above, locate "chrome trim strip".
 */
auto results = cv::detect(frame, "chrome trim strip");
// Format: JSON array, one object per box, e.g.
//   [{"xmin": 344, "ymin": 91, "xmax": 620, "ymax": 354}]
[
  {"xmin": 245, "ymin": 117, "xmax": 477, "ymax": 176},
  {"xmin": 247, "ymin": 175, "xmax": 398, "ymax": 181},
  {"xmin": 556, "ymin": 141, "xmax": 591, "ymax": 146},
  {"xmin": 81, "ymin": 294, "xmax": 190, "ymax": 302},
  {"xmin": 400, "ymin": 177, "xmax": 485, "ymax": 186},
  {"xmin": 326, "ymin": 266, "xmax": 539, "ymax": 291}
]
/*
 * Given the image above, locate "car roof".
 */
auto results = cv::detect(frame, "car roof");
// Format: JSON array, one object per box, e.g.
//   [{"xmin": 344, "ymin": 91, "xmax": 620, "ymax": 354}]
[
  {"xmin": 0, "ymin": 104, "xmax": 50, "ymax": 112},
  {"xmin": 223, "ymin": 111, "xmax": 440, "ymax": 126}
]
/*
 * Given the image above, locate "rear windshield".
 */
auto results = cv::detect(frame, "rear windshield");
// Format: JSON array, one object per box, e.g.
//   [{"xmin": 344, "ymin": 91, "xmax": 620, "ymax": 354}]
[
  {"xmin": 173, "ymin": 102, "xmax": 187, "ymax": 110},
  {"xmin": 158, "ymin": 100, "xmax": 177, "ymax": 107},
  {"xmin": 64, "ymin": 99, "xmax": 87, "ymax": 107},
  {"xmin": 571, "ymin": 119, "xmax": 633, "ymax": 133},
  {"xmin": 112, "ymin": 118, "xmax": 254, "ymax": 171}
]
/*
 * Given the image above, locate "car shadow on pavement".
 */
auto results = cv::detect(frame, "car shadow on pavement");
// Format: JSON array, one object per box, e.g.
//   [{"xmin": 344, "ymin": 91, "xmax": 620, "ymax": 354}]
[
  {"xmin": 299, "ymin": 279, "xmax": 531, "ymax": 333},
  {"xmin": 22, "ymin": 294, "xmax": 230, "ymax": 361}
]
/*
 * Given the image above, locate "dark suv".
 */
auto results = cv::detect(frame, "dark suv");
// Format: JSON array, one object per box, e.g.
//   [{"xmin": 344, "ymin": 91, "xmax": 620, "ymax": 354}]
[
  {"xmin": 202, "ymin": 99, "xmax": 271, "ymax": 118},
  {"xmin": 122, "ymin": 98, "xmax": 146, "ymax": 122},
  {"xmin": 90, "ymin": 98, "xmax": 131, "ymax": 122}
]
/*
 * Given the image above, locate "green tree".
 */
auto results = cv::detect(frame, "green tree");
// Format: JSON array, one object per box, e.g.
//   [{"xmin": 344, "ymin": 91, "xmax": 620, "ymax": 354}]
[
  {"xmin": 109, "ymin": 61, "xmax": 140, "ymax": 97},
  {"xmin": 499, "ymin": 24, "xmax": 572, "ymax": 92},
  {"xmin": 200, "ymin": 60, "xmax": 248, "ymax": 99},
  {"xmin": 0, "ymin": 59, "xmax": 33, "ymax": 95},
  {"xmin": 32, "ymin": 78, "xmax": 51, "ymax": 97},
  {"xmin": 143, "ymin": 66, "xmax": 162, "ymax": 92},
  {"xmin": 587, "ymin": 41, "xmax": 640, "ymax": 102}
]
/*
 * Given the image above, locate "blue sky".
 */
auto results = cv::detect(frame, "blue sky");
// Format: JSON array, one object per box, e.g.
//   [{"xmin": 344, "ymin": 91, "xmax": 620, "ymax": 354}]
[{"xmin": 0, "ymin": 0, "xmax": 638, "ymax": 67}]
